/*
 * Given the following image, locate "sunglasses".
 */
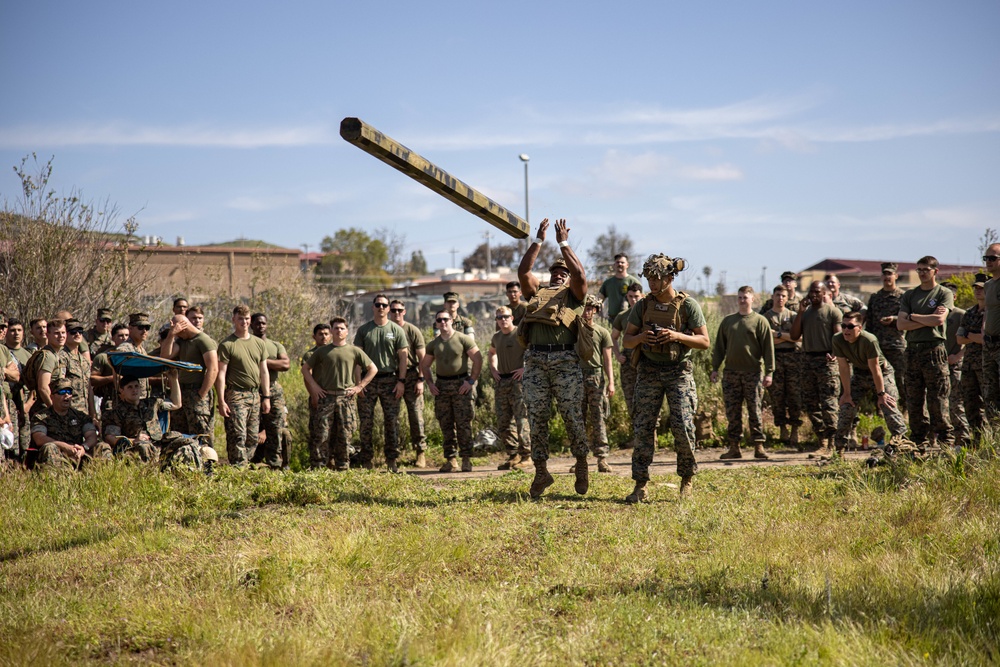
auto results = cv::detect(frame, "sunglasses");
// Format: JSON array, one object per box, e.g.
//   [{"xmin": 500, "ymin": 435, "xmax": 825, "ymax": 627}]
[
  {"xmin": 373, "ymin": 303, "xmax": 389, "ymax": 309},
  {"xmin": 55, "ymin": 388, "xmax": 73, "ymax": 396},
  {"xmin": 496, "ymin": 315, "xmax": 512, "ymax": 320},
  {"xmin": 69, "ymin": 329, "xmax": 84, "ymax": 335},
  {"xmin": 984, "ymin": 255, "xmax": 1000, "ymax": 262},
  {"xmin": 842, "ymin": 324, "xmax": 859, "ymax": 330},
  {"xmin": 134, "ymin": 324, "xmax": 151, "ymax": 331},
  {"xmin": 99, "ymin": 318, "xmax": 113, "ymax": 323},
  {"xmin": 435, "ymin": 317, "xmax": 452, "ymax": 323},
  {"xmin": 389, "ymin": 308, "xmax": 404, "ymax": 314},
  {"xmin": 916, "ymin": 268, "xmax": 933, "ymax": 274}
]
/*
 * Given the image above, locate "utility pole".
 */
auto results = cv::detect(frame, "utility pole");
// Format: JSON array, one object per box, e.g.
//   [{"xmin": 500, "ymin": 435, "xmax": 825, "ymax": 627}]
[
  {"xmin": 450, "ymin": 247, "xmax": 459, "ymax": 269},
  {"xmin": 761, "ymin": 266, "xmax": 767, "ymax": 294},
  {"xmin": 484, "ymin": 230, "xmax": 492, "ymax": 274}
]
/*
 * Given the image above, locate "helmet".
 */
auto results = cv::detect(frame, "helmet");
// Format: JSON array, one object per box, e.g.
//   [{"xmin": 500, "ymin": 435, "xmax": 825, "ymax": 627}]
[
  {"xmin": 200, "ymin": 446, "xmax": 219, "ymax": 463},
  {"xmin": 584, "ymin": 294, "xmax": 604, "ymax": 309},
  {"xmin": 549, "ymin": 258, "xmax": 569, "ymax": 273},
  {"xmin": 641, "ymin": 254, "xmax": 686, "ymax": 280}
]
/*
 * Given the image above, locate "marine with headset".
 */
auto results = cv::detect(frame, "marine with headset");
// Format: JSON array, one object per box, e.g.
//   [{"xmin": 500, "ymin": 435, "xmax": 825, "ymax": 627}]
[{"xmin": 621, "ymin": 254, "xmax": 710, "ymax": 503}]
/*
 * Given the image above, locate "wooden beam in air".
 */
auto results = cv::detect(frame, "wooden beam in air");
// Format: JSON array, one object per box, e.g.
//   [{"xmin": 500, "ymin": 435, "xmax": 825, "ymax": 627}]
[{"xmin": 340, "ymin": 117, "xmax": 529, "ymax": 240}]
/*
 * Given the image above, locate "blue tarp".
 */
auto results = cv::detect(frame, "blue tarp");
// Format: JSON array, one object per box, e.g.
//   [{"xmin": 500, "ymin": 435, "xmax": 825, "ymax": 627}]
[{"xmin": 107, "ymin": 351, "xmax": 204, "ymax": 379}]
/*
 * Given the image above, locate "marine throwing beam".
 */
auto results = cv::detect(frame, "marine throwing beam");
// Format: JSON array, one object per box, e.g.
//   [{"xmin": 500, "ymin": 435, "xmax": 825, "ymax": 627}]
[{"xmin": 340, "ymin": 117, "xmax": 529, "ymax": 240}]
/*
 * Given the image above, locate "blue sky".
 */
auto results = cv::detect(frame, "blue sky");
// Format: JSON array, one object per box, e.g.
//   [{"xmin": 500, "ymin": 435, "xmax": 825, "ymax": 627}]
[{"xmin": 2, "ymin": 1, "xmax": 998, "ymax": 292}]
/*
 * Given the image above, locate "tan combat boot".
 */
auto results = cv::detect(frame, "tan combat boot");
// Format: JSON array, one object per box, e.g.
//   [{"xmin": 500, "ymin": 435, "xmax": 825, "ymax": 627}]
[
  {"xmin": 529, "ymin": 460, "xmax": 555, "ymax": 499},
  {"xmin": 753, "ymin": 443, "xmax": 770, "ymax": 460},
  {"xmin": 597, "ymin": 456, "xmax": 611, "ymax": 473},
  {"xmin": 809, "ymin": 437, "xmax": 832, "ymax": 460},
  {"xmin": 719, "ymin": 441, "xmax": 743, "ymax": 459},
  {"xmin": 439, "ymin": 457, "xmax": 459, "ymax": 472},
  {"xmin": 497, "ymin": 454, "xmax": 518, "ymax": 470},
  {"xmin": 574, "ymin": 456, "xmax": 589, "ymax": 495},
  {"xmin": 414, "ymin": 452, "xmax": 427, "ymax": 468},
  {"xmin": 780, "ymin": 424, "xmax": 790, "ymax": 443},
  {"xmin": 512, "ymin": 454, "xmax": 533, "ymax": 471},
  {"xmin": 625, "ymin": 481, "xmax": 647, "ymax": 504},
  {"xmin": 679, "ymin": 476, "xmax": 694, "ymax": 498},
  {"xmin": 461, "ymin": 457, "xmax": 473, "ymax": 473},
  {"xmin": 790, "ymin": 425, "xmax": 802, "ymax": 452}
]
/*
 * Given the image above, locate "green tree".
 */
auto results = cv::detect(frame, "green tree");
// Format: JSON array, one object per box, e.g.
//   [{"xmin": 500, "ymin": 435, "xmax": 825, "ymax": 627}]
[
  {"xmin": 587, "ymin": 225, "xmax": 635, "ymax": 276},
  {"xmin": 409, "ymin": 250, "xmax": 427, "ymax": 275},
  {"xmin": 316, "ymin": 227, "xmax": 391, "ymax": 293}
]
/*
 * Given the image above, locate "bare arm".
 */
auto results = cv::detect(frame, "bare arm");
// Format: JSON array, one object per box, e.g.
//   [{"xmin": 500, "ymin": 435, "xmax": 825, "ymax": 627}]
[
  {"xmin": 488, "ymin": 344, "xmax": 500, "ymax": 381},
  {"xmin": 200, "ymin": 350, "xmax": 219, "ymax": 399},
  {"xmin": 215, "ymin": 362, "xmax": 229, "ymax": 417},
  {"xmin": 602, "ymin": 345, "xmax": 615, "ymax": 396},
  {"xmin": 518, "ymin": 219, "xmax": 548, "ymax": 299},
  {"xmin": 267, "ymin": 351, "xmax": 291, "ymax": 373},
  {"xmin": 259, "ymin": 359, "xmax": 271, "ymax": 414},
  {"xmin": 553, "ymin": 219, "xmax": 587, "ymax": 301},
  {"xmin": 37, "ymin": 371, "xmax": 53, "ymax": 408},
  {"xmin": 420, "ymin": 351, "xmax": 438, "ymax": 396},
  {"xmin": 837, "ymin": 357, "xmax": 853, "ymax": 405},
  {"xmin": 3, "ymin": 360, "xmax": 19, "ymax": 383}
]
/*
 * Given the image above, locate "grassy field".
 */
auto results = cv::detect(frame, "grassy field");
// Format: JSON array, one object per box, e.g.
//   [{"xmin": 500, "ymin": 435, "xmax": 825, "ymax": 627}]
[{"xmin": 1, "ymin": 449, "xmax": 997, "ymax": 666}]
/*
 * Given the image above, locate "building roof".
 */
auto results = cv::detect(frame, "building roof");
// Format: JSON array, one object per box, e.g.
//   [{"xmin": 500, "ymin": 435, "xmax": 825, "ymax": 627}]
[{"xmin": 800, "ymin": 258, "xmax": 981, "ymax": 276}]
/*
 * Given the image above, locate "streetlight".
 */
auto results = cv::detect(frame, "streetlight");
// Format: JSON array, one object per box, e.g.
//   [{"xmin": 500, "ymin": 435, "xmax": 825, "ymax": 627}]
[{"xmin": 519, "ymin": 154, "xmax": 530, "ymax": 227}]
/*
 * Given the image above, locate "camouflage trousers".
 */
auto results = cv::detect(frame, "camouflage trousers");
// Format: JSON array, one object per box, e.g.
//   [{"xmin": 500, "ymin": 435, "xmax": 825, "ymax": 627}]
[
  {"xmin": 523, "ymin": 349, "xmax": 587, "ymax": 462},
  {"xmin": 836, "ymin": 365, "xmax": 907, "ymax": 447},
  {"xmin": 949, "ymin": 364, "xmax": 969, "ymax": 446},
  {"xmin": 223, "ymin": 388, "xmax": 260, "ymax": 466},
  {"xmin": 883, "ymin": 345, "xmax": 908, "ymax": 413},
  {"xmin": 434, "ymin": 376, "xmax": 475, "ymax": 459},
  {"xmin": 494, "ymin": 375, "xmax": 530, "ymax": 458},
  {"xmin": 981, "ymin": 339, "xmax": 1000, "ymax": 424},
  {"xmin": 175, "ymin": 386, "xmax": 215, "ymax": 442},
  {"xmin": 253, "ymin": 383, "xmax": 285, "ymax": 469},
  {"xmin": 357, "ymin": 375, "xmax": 401, "ymax": 464},
  {"xmin": 620, "ymin": 362, "xmax": 638, "ymax": 417},
  {"xmin": 962, "ymin": 356, "xmax": 985, "ymax": 432},
  {"xmin": 6, "ymin": 395, "xmax": 25, "ymax": 458},
  {"xmin": 401, "ymin": 368, "xmax": 427, "ymax": 453},
  {"xmin": 632, "ymin": 359, "xmax": 697, "ymax": 481},
  {"xmin": 801, "ymin": 353, "xmax": 839, "ymax": 439},
  {"xmin": 35, "ymin": 442, "xmax": 79, "ymax": 471},
  {"xmin": 310, "ymin": 392, "xmax": 357, "ymax": 469},
  {"xmin": 581, "ymin": 368, "xmax": 610, "ymax": 458},
  {"xmin": 904, "ymin": 344, "xmax": 952, "ymax": 446},
  {"xmin": 158, "ymin": 431, "xmax": 205, "ymax": 471},
  {"xmin": 769, "ymin": 351, "xmax": 802, "ymax": 427},
  {"xmin": 110, "ymin": 436, "xmax": 158, "ymax": 463},
  {"xmin": 722, "ymin": 369, "xmax": 765, "ymax": 445}
]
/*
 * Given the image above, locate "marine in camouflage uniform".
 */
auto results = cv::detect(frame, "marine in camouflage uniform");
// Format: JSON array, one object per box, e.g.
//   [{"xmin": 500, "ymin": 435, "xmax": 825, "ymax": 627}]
[
  {"xmin": 250, "ymin": 313, "xmax": 288, "ymax": 469},
  {"xmin": 942, "ymin": 284, "xmax": 969, "ymax": 446},
  {"xmin": 866, "ymin": 263, "xmax": 908, "ymax": 412},
  {"xmin": 982, "ymin": 251, "xmax": 1000, "ymax": 422},
  {"xmin": 103, "ymin": 374, "xmax": 209, "ymax": 469},
  {"xmin": 759, "ymin": 271, "xmax": 803, "ymax": 314},
  {"xmin": 302, "ymin": 320, "xmax": 375, "ymax": 470},
  {"xmin": 389, "ymin": 301, "xmax": 428, "ymax": 461},
  {"xmin": 167, "ymin": 319, "xmax": 218, "ymax": 443},
  {"xmin": 489, "ymin": 307, "xmax": 531, "ymax": 468},
  {"xmin": 957, "ymin": 276, "xmax": 987, "ymax": 435},
  {"xmin": 713, "ymin": 287, "xmax": 775, "ymax": 458},
  {"xmin": 832, "ymin": 317, "xmax": 908, "ymax": 449},
  {"xmin": 5, "ymin": 322, "xmax": 32, "ymax": 459},
  {"xmin": 216, "ymin": 308, "xmax": 270, "ymax": 467},
  {"xmin": 898, "ymin": 260, "xmax": 954, "ymax": 447},
  {"xmin": 826, "ymin": 274, "xmax": 866, "ymax": 316},
  {"xmin": 84, "ymin": 308, "xmax": 114, "ymax": 356},
  {"xmin": 622, "ymin": 253, "xmax": 709, "ymax": 502},
  {"xmin": 422, "ymin": 314, "xmax": 482, "ymax": 470},
  {"xmin": 790, "ymin": 282, "xmax": 843, "ymax": 454},
  {"xmin": 579, "ymin": 296, "xmax": 614, "ymax": 465},
  {"xmin": 611, "ymin": 283, "xmax": 644, "ymax": 446},
  {"xmin": 26, "ymin": 325, "xmax": 71, "ymax": 419},
  {"xmin": 516, "ymin": 218, "xmax": 590, "ymax": 498},
  {"xmin": 30, "ymin": 379, "xmax": 101, "ymax": 470},
  {"xmin": 763, "ymin": 285, "xmax": 802, "ymax": 444},
  {"xmin": 63, "ymin": 319, "xmax": 93, "ymax": 417}
]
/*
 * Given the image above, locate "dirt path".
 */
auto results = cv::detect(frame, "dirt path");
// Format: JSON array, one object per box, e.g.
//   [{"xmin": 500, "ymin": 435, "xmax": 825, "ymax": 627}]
[{"xmin": 404, "ymin": 446, "xmax": 873, "ymax": 482}]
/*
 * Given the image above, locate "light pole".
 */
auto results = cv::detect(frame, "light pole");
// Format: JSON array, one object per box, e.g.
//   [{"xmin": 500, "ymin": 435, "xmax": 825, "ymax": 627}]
[{"xmin": 519, "ymin": 154, "xmax": 530, "ymax": 227}]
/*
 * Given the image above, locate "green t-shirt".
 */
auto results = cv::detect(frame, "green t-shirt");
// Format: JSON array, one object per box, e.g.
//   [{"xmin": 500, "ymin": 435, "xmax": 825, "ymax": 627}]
[
  {"xmin": 0, "ymin": 345, "xmax": 12, "ymax": 399},
  {"xmin": 626, "ymin": 295, "xmax": 707, "ymax": 364},
  {"xmin": 491, "ymin": 330, "xmax": 525, "ymax": 375},
  {"xmin": 900, "ymin": 284, "xmax": 953, "ymax": 344},
  {"xmin": 612, "ymin": 303, "xmax": 635, "ymax": 334},
  {"xmin": 426, "ymin": 332, "xmax": 476, "ymax": 377},
  {"xmin": 307, "ymin": 344, "xmax": 373, "ymax": 391},
  {"xmin": 526, "ymin": 288, "xmax": 585, "ymax": 346},
  {"xmin": 176, "ymin": 332, "xmax": 217, "ymax": 387},
  {"xmin": 600, "ymin": 275, "xmax": 641, "ymax": 318},
  {"xmin": 832, "ymin": 330, "xmax": 886, "ymax": 373},
  {"xmin": 799, "ymin": 303, "xmax": 843, "ymax": 353},
  {"xmin": 712, "ymin": 312, "xmax": 775, "ymax": 374},
  {"xmin": 260, "ymin": 338, "xmax": 288, "ymax": 387},
  {"xmin": 218, "ymin": 334, "xmax": 268, "ymax": 391},
  {"xmin": 764, "ymin": 308, "xmax": 799, "ymax": 351},
  {"xmin": 946, "ymin": 308, "xmax": 965, "ymax": 356},
  {"xmin": 582, "ymin": 325, "xmax": 613, "ymax": 371},
  {"xmin": 353, "ymin": 321, "xmax": 408, "ymax": 374},
  {"xmin": 400, "ymin": 321, "xmax": 426, "ymax": 371}
]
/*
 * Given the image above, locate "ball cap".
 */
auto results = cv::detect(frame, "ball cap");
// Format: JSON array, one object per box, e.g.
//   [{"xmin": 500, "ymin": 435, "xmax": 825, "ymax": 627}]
[
  {"xmin": 881, "ymin": 262, "xmax": 898, "ymax": 274},
  {"xmin": 128, "ymin": 312, "xmax": 151, "ymax": 326},
  {"xmin": 443, "ymin": 292, "xmax": 460, "ymax": 302}
]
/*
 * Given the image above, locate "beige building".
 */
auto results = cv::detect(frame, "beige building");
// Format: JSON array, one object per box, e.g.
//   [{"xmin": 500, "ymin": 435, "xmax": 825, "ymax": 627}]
[
  {"xmin": 797, "ymin": 258, "xmax": 982, "ymax": 297},
  {"xmin": 128, "ymin": 244, "xmax": 301, "ymax": 300}
]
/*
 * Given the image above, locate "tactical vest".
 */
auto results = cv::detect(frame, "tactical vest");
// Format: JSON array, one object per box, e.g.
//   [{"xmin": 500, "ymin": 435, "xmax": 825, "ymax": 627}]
[
  {"xmin": 522, "ymin": 285, "xmax": 579, "ymax": 330},
  {"xmin": 638, "ymin": 291, "xmax": 689, "ymax": 362}
]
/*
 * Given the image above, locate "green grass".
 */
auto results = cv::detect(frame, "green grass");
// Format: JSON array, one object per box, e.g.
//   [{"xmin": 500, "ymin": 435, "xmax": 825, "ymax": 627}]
[{"xmin": 0, "ymin": 450, "xmax": 997, "ymax": 665}]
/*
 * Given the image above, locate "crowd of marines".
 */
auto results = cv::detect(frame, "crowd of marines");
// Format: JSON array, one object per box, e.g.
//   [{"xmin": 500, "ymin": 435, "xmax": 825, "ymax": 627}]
[{"xmin": 2, "ymin": 223, "xmax": 995, "ymax": 504}]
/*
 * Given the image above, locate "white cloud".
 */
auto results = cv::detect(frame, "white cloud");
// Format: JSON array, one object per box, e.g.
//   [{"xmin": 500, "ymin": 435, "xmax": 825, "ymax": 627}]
[
  {"xmin": 0, "ymin": 122, "xmax": 336, "ymax": 149},
  {"xmin": 675, "ymin": 163, "xmax": 744, "ymax": 181}
]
